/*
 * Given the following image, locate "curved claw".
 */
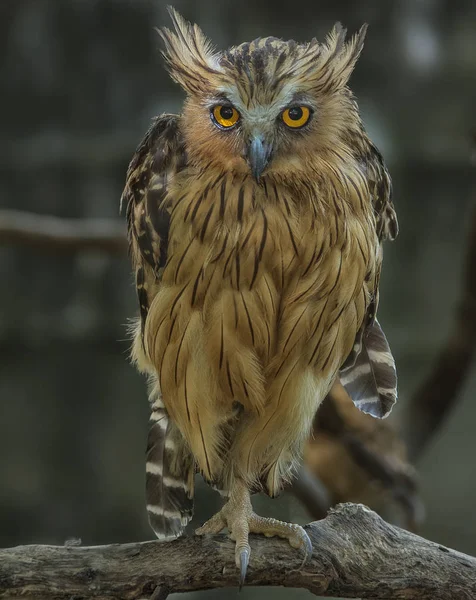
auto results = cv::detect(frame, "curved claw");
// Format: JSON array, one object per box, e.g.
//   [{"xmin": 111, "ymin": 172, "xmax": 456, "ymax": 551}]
[
  {"xmin": 238, "ymin": 547, "xmax": 250, "ymax": 590},
  {"xmin": 300, "ymin": 529, "xmax": 313, "ymax": 568}
]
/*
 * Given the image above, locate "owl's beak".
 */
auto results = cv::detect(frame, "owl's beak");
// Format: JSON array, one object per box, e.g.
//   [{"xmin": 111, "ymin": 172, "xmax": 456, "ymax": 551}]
[{"xmin": 246, "ymin": 136, "xmax": 273, "ymax": 181}]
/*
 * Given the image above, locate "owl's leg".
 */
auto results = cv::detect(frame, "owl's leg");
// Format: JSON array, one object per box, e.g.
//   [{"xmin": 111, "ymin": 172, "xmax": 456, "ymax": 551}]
[{"xmin": 195, "ymin": 478, "xmax": 312, "ymax": 586}]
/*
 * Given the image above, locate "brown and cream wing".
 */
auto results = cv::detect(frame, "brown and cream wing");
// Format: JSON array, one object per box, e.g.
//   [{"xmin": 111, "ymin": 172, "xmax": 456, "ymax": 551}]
[
  {"xmin": 366, "ymin": 142, "xmax": 398, "ymax": 243},
  {"xmin": 338, "ymin": 144, "xmax": 398, "ymax": 418},
  {"xmin": 121, "ymin": 113, "xmax": 186, "ymax": 336},
  {"xmin": 121, "ymin": 115, "xmax": 194, "ymax": 540}
]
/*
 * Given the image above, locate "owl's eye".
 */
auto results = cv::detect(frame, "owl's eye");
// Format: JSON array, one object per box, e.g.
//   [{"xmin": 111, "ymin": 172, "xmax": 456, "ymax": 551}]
[
  {"xmin": 211, "ymin": 105, "xmax": 240, "ymax": 129},
  {"xmin": 281, "ymin": 106, "xmax": 311, "ymax": 129}
]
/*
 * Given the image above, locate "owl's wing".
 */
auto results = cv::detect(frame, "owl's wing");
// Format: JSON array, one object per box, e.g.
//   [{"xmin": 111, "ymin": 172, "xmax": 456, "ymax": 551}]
[
  {"xmin": 122, "ymin": 113, "xmax": 186, "ymax": 339},
  {"xmin": 367, "ymin": 144, "xmax": 398, "ymax": 243},
  {"xmin": 122, "ymin": 114, "xmax": 194, "ymax": 539},
  {"xmin": 338, "ymin": 145, "xmax": 398, "ymax": 418},
  {"xmin": 339, "ymin": 317, "xmax": 397, "ymax": 418}
]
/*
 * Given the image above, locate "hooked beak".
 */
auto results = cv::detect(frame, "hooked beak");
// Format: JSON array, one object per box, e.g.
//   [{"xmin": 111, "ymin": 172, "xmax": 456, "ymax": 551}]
[{"xmin": 246, "ymin": 136, "xmax": 273, "ymax": 181}]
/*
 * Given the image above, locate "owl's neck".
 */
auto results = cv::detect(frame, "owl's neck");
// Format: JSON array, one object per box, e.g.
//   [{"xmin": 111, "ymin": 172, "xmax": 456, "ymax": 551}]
[{"xmin": 168, "ymin": 156, "xmax": 372, "ymax": 236}]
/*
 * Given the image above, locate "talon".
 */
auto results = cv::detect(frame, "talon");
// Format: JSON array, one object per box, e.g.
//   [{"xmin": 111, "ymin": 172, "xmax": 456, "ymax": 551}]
[
  {"xmin": 238, "ymin": 547, "xmax": 250, "ymax": 589},
  {"xmin": 195, "ymin": 480, "xmax": 309, "ymax": 587},
  {"xmin": 300, "ymin": 529, "xmax": 313, "ymax": 568}
]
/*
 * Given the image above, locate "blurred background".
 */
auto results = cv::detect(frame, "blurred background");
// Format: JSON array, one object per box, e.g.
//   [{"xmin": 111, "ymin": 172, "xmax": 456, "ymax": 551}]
[{"xmin": 1, "ymin": 0, "xmax": 475, "ymax": 598}]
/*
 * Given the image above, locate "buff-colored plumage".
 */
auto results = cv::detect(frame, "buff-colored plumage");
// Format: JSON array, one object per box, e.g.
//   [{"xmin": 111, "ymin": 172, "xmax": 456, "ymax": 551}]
[{"xmin": 122, "ymin": 7, "xmax": 398, "ymax": 577}]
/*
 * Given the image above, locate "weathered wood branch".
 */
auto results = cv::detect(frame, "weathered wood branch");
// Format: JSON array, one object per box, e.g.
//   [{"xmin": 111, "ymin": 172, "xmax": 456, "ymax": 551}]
[{"xmin": 1, "ymin": 504, "xmax": 475, "ymax": 600}]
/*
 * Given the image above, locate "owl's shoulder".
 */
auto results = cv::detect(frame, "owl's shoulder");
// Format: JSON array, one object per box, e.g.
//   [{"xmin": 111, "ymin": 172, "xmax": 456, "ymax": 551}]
[
  {"xmin": 121, "ymin": 113, "xmax": 188, "ymax": 217},
  {"xmin": 127, "ymin": 114, "xmax": 186, "ymax": 181},
  {"xmin": 357, "ymin": 141, "xmax": 398, "ymax": 242}
]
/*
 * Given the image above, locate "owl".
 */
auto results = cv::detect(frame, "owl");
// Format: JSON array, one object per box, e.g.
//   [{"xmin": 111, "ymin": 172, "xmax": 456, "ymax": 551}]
[{"xmin": 122, "ymin": 8, "xmax": 398, "ymax": 584}]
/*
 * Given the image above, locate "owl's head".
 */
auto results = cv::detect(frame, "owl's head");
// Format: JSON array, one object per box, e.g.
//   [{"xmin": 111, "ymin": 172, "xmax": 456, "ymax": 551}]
[{"xmin": 159, "ymin": 8, "xmax": 367, "ymax": 181}]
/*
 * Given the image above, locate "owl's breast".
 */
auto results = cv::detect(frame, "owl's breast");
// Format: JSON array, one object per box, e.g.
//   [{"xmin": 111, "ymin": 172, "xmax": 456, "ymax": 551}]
[
  {"xmin": 165, "ymin": 173, "xmax": 315, "ymax": 291},
  {"xmin": 165, "ymin": 171, "xmax": 375, "ymax": 296},
  {"xmin": 151, "ymin": 171, "xmax": 377, "ymax": 398}
]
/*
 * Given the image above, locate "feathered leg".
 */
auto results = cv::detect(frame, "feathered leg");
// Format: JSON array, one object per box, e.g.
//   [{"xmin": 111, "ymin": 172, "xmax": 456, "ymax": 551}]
[{"xmin": 195, "ymin": 478, "xmax": 311, "ymax": 586}]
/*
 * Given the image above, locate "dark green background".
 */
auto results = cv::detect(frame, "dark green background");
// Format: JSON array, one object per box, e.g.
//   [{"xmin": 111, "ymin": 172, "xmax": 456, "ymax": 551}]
[{"xmin": 1, "ymin": 1, "xmax": 475, "ymax": 597}]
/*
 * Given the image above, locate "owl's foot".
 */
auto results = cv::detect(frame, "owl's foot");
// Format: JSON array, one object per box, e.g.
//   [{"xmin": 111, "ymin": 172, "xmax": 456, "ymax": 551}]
[{"xmin": 195, "ymin": 478, "xmax": 312, "ymax": 587}]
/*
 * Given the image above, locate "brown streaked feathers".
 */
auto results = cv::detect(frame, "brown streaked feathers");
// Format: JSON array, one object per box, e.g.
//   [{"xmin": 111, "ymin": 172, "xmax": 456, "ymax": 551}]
[{"xmin": 122, "ymin": 7, "xmax": 398, "ymax": 540}]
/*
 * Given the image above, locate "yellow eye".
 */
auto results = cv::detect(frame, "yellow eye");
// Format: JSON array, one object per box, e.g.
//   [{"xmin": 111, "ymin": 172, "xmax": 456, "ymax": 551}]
[
  {"xmin": 281, "ymin": 106, "xmax": 311, "ymax": 129},
  {"xmin": 211, "ymin": 105, "xmax": 240, "ymax": 129}
]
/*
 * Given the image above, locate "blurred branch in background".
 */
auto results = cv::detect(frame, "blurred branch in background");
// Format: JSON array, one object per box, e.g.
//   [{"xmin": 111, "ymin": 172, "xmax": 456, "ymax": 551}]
[
  {"xmin": 403, "ymin": 197, "xmax": 476, "ymax": 461},
  {"xmin": 305, "ymin": 383, "xmax": 422, "ymax": 530},
  {"xmin": 1, "ymin": 504, "xmax": 475, "ymax": 600},
  {"xmin": 0, "ymin": 210, "xmax": 126, "ymax": 255},
  {"xmin": 1, "ymin": 129, "xmax": 147, "ymax": 171},
  {"xmin": 402, "ymin": 132, "xmax": 476, "ymax": 462},
  {"xmin": 290, "ymin": 466, "xmax": 330, "ymax": 522}
]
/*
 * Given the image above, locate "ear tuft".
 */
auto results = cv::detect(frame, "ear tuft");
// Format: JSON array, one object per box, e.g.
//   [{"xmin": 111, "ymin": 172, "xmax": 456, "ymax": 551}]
[
  {"xmin": 320, "ymin": 22, "xmax": 368, "ymax": 90},
  {"xmin": 325, "ymin": 22, "xmax": 347, "ymax": 58},
  {"xmin": 158, "ymin": 7, "xmax": 222, "ymax": 95}
]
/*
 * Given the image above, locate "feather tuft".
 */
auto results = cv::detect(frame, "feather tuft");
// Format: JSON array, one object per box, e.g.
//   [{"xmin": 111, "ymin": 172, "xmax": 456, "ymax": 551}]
[{"xmin": 158, "ymin": 8, "xmax": 224, "ymax": 94}]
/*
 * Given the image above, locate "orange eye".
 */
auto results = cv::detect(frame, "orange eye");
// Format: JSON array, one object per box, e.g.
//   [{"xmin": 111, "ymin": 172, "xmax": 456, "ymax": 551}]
[
  {"xmin": 211, "ymin": 105, "xmax": 240, "ymax": 129},
  {"xmin": 281, "ymin": 106, "xmax": 311, "ymax": 128}
]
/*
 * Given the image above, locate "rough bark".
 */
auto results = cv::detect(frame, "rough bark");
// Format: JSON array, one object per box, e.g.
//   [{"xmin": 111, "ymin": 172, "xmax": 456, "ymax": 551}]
[{"xmin": 1, "ymin": 504, "xmax": 475, "ymax": 600}]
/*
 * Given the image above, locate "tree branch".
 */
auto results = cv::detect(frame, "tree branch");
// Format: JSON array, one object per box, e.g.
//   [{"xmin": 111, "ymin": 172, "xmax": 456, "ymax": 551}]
[{"xmin": 1, "ymin": 504, "xmax": 475, "ymax": 600}]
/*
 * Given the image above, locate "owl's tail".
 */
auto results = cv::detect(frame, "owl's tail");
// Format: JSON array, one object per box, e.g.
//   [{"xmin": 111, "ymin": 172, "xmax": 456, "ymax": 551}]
[{"xmin": 145, "ymin": 388, "xmax": 195, "ymax": 539}]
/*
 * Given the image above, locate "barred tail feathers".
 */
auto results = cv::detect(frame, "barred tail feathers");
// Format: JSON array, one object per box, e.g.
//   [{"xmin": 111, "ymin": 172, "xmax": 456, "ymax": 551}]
[{"xmin": 145, "ymin": 392, "xmax": 194, "ymax": 539}]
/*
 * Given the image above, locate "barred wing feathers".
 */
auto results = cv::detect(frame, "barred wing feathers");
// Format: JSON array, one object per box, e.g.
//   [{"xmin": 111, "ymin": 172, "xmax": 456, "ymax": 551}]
[
  {"xmin": 121, "ymin": 115, "xmax": 194, "ymax": 539},
  {"xmin": 365, "ymin": 142, "xmax": 398, "ymax": 243},
  {"xmin": 122, "ymin": 114, "xmax": 186, "ymax": 338},
  {"xmin": 340, "ymin": 319, "xmax": 397, "ymax": 418}
]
